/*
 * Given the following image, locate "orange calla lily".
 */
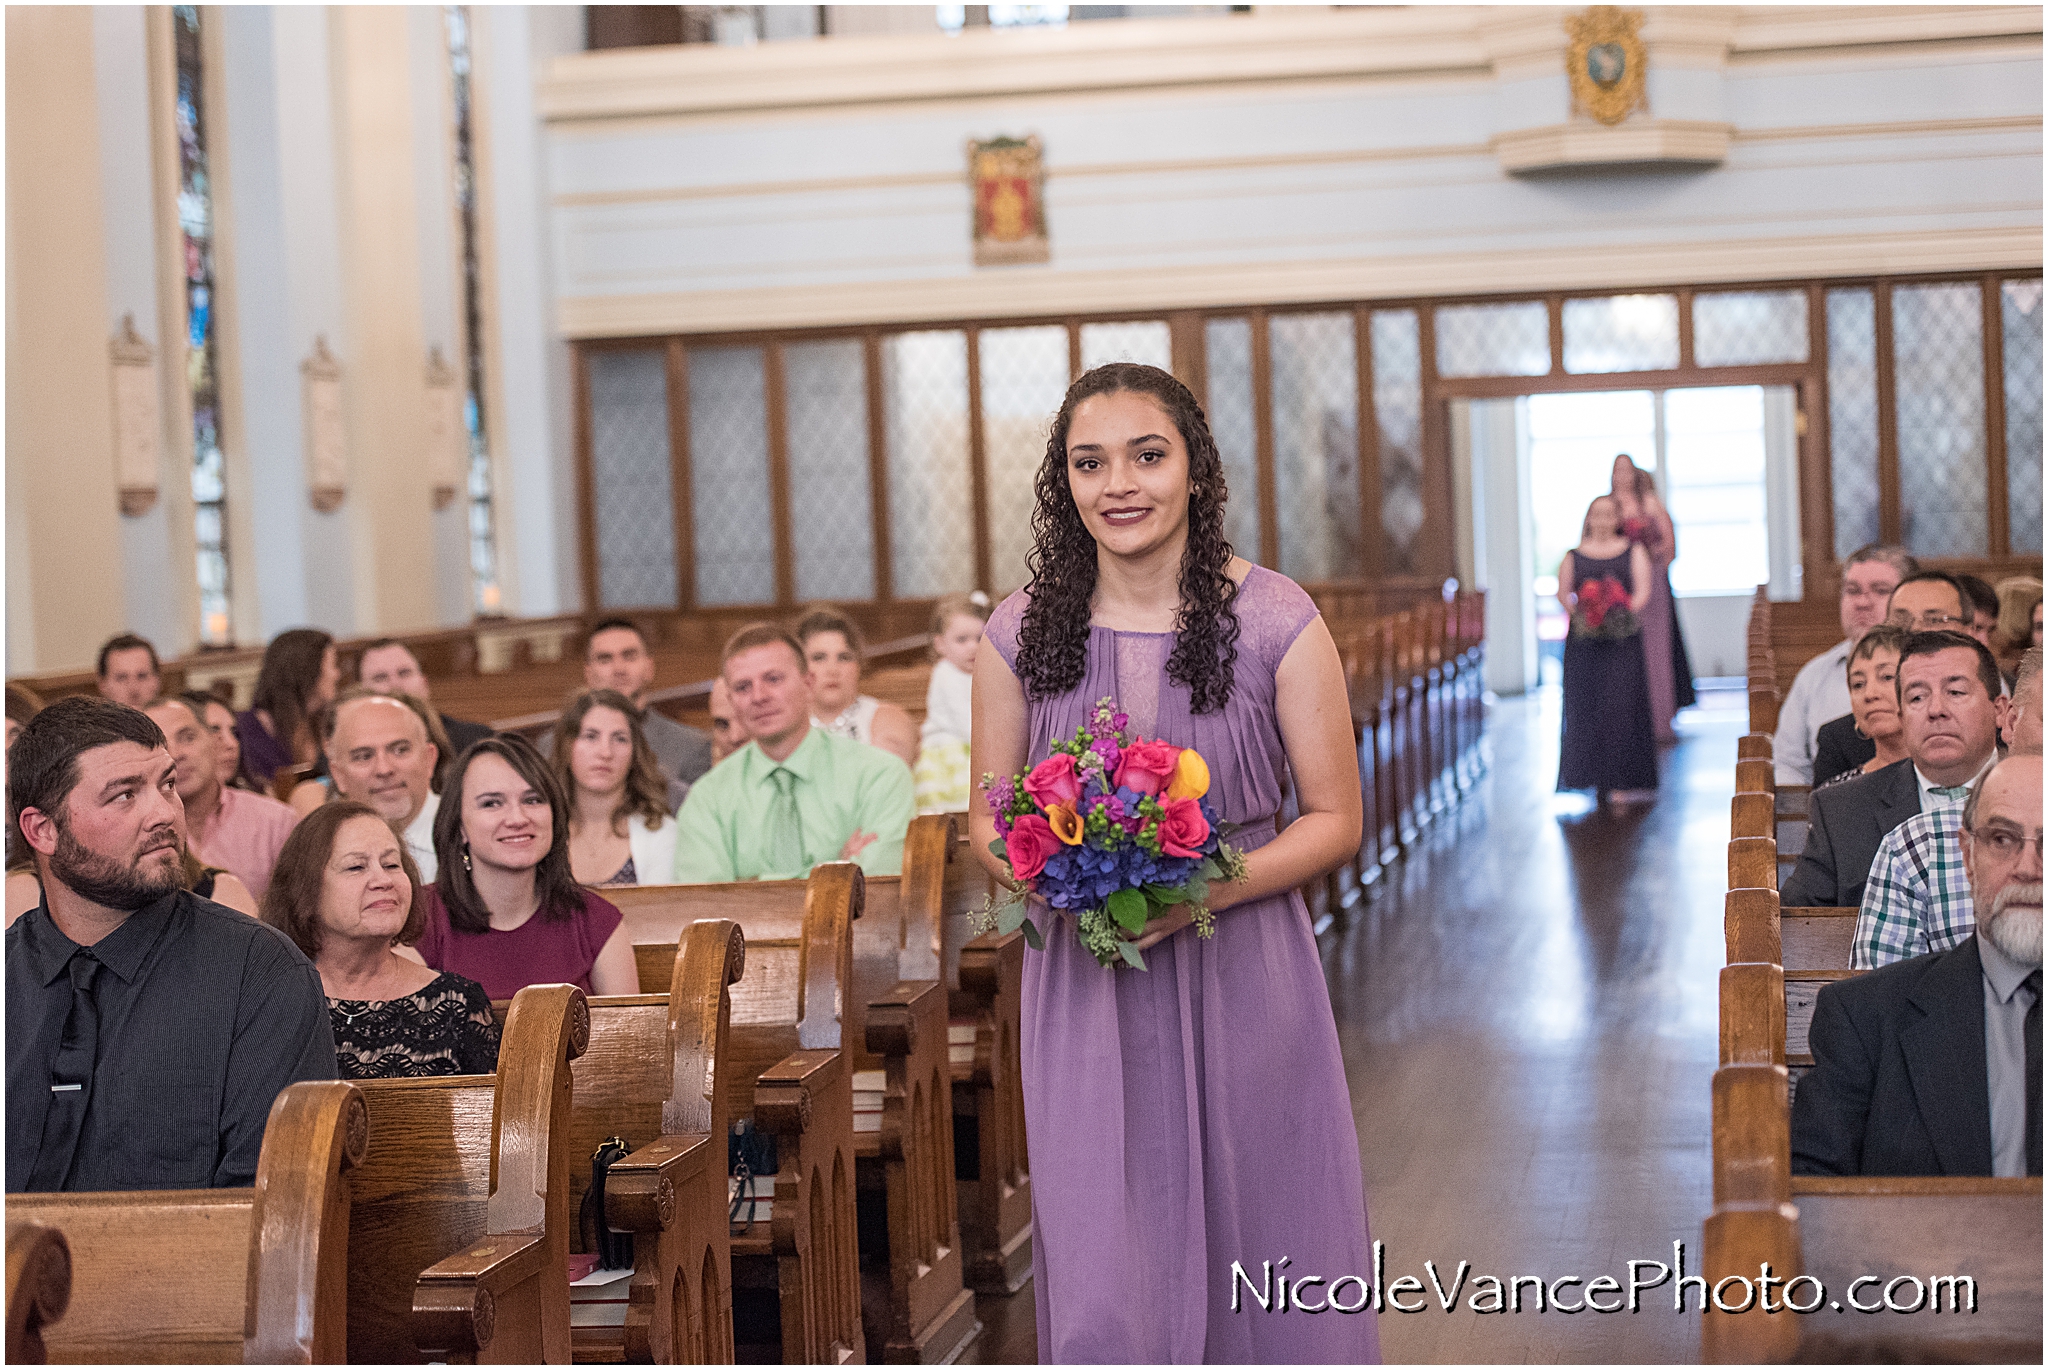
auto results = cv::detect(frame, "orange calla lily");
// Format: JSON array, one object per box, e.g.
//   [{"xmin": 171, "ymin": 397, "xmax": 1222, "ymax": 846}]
[
  {"xmin": 1164, "ymin": 747, "xmax": 1210, "ymax": 802},
  {"xmin": 1046, "ymin": 803, "xmax": 1085, "ymax": 845}
]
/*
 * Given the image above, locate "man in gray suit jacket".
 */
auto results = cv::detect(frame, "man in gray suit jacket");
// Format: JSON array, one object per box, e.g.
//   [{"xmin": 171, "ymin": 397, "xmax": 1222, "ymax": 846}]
[
  {"xmin": 1779, "ymin": 631, "xmax": 2002, "ymax": 908},
  {"xmin": 1792, "ymin": 752, "xmax": 2041, "ymax": 1176}
]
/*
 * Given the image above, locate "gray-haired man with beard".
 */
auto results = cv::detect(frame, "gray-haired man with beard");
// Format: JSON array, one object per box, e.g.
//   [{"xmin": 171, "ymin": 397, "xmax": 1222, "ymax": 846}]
[
  {"xmin": 1793, "ymin": 749, "xmax": 2041, "ymax": 1177},
  {"xmin": 6, "ymin": 697, "xmax": 333, "ymax": 1192}
]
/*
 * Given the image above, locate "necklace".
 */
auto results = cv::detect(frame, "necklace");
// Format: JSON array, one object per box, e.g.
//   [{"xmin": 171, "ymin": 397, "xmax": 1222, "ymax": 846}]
[{"xmin": 330, "ymin": 997, "xmax": 387, "ymax": 1027}]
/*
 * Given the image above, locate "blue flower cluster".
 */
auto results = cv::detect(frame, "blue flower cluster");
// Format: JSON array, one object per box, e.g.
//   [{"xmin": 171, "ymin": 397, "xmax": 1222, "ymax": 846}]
[{"xmin": 1033, "ymin": 791, "xmax": 1225, "ymax": 911}]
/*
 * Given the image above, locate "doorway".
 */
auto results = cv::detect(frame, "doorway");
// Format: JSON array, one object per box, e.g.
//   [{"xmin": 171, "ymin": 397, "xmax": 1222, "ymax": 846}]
[{"xmin": 1452, "ymin": 384, "xmax": 1803, "ymax": 697}]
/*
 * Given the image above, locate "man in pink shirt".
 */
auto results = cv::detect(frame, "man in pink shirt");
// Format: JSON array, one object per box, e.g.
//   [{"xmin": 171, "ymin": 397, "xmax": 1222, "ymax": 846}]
[{"xmin": 143, "ymin": 696, "xmax": 299, "ymax": 901}]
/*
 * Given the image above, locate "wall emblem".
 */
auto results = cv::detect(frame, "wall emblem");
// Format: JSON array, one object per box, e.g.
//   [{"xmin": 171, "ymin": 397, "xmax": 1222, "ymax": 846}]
[
  {"xmin": 968, "ymin": 135, "xmax": 1049, "ymax": 266},
  {"xmin": 109, "ymin": 314, "xmax": 161, "ymax": 517},
  {"xmin": 1565, "ymin": 7, "xmax": 1647, "ymax": 126},
  {"xmin": 424, "ymin": 347, "xmax": 464, "ymax": 511},
  {"xmin": 301, "ymin": 336, "xmax": 346, "ymax": 514}
]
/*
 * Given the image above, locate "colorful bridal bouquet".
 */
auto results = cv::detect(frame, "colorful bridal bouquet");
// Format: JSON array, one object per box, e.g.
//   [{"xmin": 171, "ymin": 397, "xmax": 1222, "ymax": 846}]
[
  {"xmin": 978, "ymin": 699, "xmax": 1247, "ymax": 969},
  {"xmin": 1570, "ymin": 576, "xmax": 1639, "ymax": 641}
]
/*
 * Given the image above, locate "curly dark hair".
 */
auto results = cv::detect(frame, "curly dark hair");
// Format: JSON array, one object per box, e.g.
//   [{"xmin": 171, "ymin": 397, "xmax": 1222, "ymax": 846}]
[{"xmin": 1014, "ymin": 362, "xmax": 1240, "ymax": 714}]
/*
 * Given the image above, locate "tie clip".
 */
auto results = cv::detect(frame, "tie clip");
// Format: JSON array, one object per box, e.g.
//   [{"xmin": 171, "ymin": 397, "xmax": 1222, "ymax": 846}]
[{"xmin": 50, "ymin": 1084, "xmax": 81, "ymax": 1092}]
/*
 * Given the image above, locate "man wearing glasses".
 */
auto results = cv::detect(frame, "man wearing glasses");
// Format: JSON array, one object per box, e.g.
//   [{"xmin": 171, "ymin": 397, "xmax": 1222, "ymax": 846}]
[
  {"xmin": 1793, "ymin": 745, "xmax": 2041, "ymax": 1177},
  {"xmin": 1886, "ymin": 570, "xmax": 1972, "ymax": 634},
  {"xmin": 1773, "ymin": 546, "xmax": 1916, "ymax": 786},
  {"xmin": 1855, "ymin": 649, "xmax": 2042, "ymax": 968}
]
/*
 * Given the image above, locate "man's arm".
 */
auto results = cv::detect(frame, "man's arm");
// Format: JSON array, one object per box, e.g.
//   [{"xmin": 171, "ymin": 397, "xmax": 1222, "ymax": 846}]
[
  {"xmin": 1790, "ymin": 985, "xmax": 1876, "ymax": 1175},
  {"xmin": 672, "ymin": 784, "xmax": 739, "ymax": 883},
  {"xmin": 1853, "ymin": 825, "xmax": 1930, "ymax": 970},
  {"xmin": 218, "ymin": 937, "xmax": 337, "ymax": 1188},
  {"xmin": 1778, "ymin": 798, "xmax": 1841, "ymax": 908},
  {"xmin": 851, "ymin": 753, "xmax": 916, "ymax": 878},
  {"xmin": 1772, "ymin": 659, "xmax": 1822, "ymax": 786}
]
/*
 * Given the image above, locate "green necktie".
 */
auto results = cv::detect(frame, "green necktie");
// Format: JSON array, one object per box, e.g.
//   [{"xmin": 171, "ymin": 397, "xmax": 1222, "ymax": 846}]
[
  {"xmin": 1930, "ymin": 785, "xmax": 1972, "ymax": 802},
  {"xmin": 766, "ymin": 766, "xmax": 805, "ymax": 878}
]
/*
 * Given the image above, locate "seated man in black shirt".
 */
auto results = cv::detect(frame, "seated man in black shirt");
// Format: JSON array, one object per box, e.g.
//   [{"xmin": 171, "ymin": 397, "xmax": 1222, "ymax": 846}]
[{"xmin": 6, "ymin": 697, "xmax": 335, "ymax": 1192}]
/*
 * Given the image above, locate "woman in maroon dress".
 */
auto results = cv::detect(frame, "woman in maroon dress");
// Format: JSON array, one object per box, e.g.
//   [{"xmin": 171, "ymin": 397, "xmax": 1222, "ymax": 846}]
[{"xmin": 1610, "ymin": 455, "xmax": 1696, "ymax": 741}]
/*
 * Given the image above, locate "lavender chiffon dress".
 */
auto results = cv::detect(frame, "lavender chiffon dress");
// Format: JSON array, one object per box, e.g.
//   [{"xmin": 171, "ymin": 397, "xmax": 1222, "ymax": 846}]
[{"xmin": 987, "ymin": 567, "xmax": 1380, "ymax": 1365}]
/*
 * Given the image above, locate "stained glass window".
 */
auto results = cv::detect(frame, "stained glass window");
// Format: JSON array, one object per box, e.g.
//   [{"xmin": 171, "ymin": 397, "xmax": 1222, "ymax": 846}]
[
  {"xmin": 2002, "ymin": 279, "xmax": 2043, "ymax": 554},
  {"xmin": 1202, "ymin": 318, "xmax": 1262, "ymax": 563},
  {"xmin": 174, "ymin": 6, "xmax": 230, "ymax": 645},
  {"xmin": 1826, "ymin": 289, "xmax": 1880, "ymax": 559},
  {"xmin": 1892, "ymin": 283, "xmax": 1987, "ymax": 557},
  {"xmin": 446, "ymin": 7, "xmax": 500, "ymax": 614},
  {"xmin": 1372, "ymin": 310, "xmax": 1425, "ymax": 575}
]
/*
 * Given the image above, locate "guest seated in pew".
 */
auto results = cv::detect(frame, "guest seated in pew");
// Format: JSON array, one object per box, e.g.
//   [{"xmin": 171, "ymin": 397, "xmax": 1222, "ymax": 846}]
[
  {"xmin": 1794, "ymin": 748, "xmax": 2041, "ymax": 1177},
  {"xmin": 5, "ymin": 697, "xmax": 333, "ymax": 1191},
  {"xmin": 324, "ymin": 689, "xmax": 446, "ymax": 879},
  {"xmin": 261, "ymin": 800, "xmax": 499, "ymax": 1078},
  {"xmin": 1855, "ymin": 651, "xmax": 2042, "ymax": 968},
  {"xmin": 94, "ymin": 633, "xmax": 161, "ymax": 709},
  {"xmin": 1780, "ymin": 631, "xmax": 2002, "ymax": 909},
  {"xmin": 1886, "ymin": 569, "xmax": 1972, "ymax": 635},
  {"xmin": 707, "ymin": 676, "xmax": 748, "ymax": 765},
  {"xmin": 796, "ymin": 605, "xmax": 921, "ymax": 768},
  {"xmin": 235, "ymin": 628, "xmax": 341, "ymax": 787},
  {"xmin": 8, "ymin": 839, "xmax": 258, "ymax": 924},
  {"xmin": 414, "ymin": 735, "xmax": 640, "ymax": 999},
  {"xmin": 142, "ymin": 695, "xmax": 298, "ymax": 901},
  {"xmin": 185, "ymin": 690, "xmax": 260, "ymax": 792},
  {"xmin": 1992, "ymin": 576, "xmax": 2042, "ymax": 685},
  {"xmin": 1773, "ymin": 545, "xmax": 1914, "ymax": 786},
  {"xmin": 7, "ymin": 682, "xmax": 42, "ymax": 750},
  {"xmin": 357, "ymin": 637, "xmax": 494, "ymax": 754},
  {"xmin": 914, "ymin": 590, "xmax": 990, "ymax": 814},
  {"xmin": 1957, "ymin": 573, "xmax": 2001, "ymax": 649},
  {"xmin": 675, "ymin": 623, "xmax": 915, "ymax": 881},
  {"xmin": 1812, "ymin": 625, "xmax": 1910, "ymax": 789},
  {"xmin": 544, "ymin": 619, "xmax": 712, "ymax": 795},
  {"xmin": 554, "ymin": 688, "xmax": 677, "ymax": 886}
]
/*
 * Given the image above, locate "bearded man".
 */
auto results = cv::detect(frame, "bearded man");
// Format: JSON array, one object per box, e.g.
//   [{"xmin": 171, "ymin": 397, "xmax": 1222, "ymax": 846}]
[{"xmin": 6, "ymin": 697, "xmax": 332, "ymax": 1192}]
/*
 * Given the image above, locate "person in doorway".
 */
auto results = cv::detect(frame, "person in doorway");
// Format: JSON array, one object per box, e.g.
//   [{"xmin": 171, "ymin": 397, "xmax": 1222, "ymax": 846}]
[
  {"xmin": 1610, "ymin": 455, "xmax": 1694, "ymax": 742},
  {"xmin": 1556, "ymin": 495, "xmax": 1658, "ymax": 803}
]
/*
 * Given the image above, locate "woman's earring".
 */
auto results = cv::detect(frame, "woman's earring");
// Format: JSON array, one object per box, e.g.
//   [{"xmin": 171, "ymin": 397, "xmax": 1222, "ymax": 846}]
[
  {"xmin": 461, "ymin": 843, "xmax": 473, "ymax": 873},
  {"xmin": 1853, "ymin": 722, "xmax": 1868, "ymax": 740}
]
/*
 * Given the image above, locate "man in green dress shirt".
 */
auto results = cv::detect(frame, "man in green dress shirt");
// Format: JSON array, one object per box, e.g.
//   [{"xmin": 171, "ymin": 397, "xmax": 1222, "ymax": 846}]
[{"xmin": 674, "ymin": 624, "xmax": 915, "ymax": 882}]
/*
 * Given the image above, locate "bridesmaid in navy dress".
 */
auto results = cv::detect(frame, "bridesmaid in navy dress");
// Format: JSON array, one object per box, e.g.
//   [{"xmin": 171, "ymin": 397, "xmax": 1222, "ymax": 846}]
[{"xmin": 1557, "ymin": 495, "xmax": 1659, "ymax": 800}]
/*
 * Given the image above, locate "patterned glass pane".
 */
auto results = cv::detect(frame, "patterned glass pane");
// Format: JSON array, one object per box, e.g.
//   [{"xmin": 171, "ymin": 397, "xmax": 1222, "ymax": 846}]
[
  {"xmin": 588, "ymin": 349, "xmax": 679, "ymax": 609},
  {"xmin": 1203, "ymin": 318, "xmax": 1262, "ymax": 563},
  {"xmin": 2002, "ymin": 280, "xmax": 2043, "ymax": 554},
  {"xmin": 1435, "ymin": 301, "xmax": 1549, "ymax": 378},
  {"xmin": 1694, "ymin": 290, "xmax": 1810, "ymax": 367},
  {"xmin": 1562, "ymin": 294, "xmax": 1679, "ymax": 374},
  {"xmin": 979, "ymin": 325, "xmax": 1068, "ymax": 592},
  {"xmin": 1826, "ymin": 289, "xmax": 1880, "ymax": 559},
  {"xmin": 1270, "ymin": 312, "xmax": 1360, "ymax": 583},
  {"xmin": 1372, "ymin": 310, "xmax": 1425, "ymax": 575},
  {"xmin": 884, "ymin": 330, "xmax": 975, "ymax": 599},
  {"xmin": 1080, "ymin": 320, "xmax": 1172, "ymax": 372},
  {"xmin": 785, "ymin": 339, "xmax": 874, "ymax": 601},
  {"xmin": 1893, "ymin": 283, "xmax": 1986, "ymax": 557},
  {"xmin": 688, "ymin": 346, "xmax": 775, "ymax": 606}
]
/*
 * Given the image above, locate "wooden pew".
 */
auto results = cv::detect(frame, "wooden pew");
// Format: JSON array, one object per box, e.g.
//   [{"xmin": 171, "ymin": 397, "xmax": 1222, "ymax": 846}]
[
  {"xmin": 7, "ymin": 1220, "xmax": 70, "ymax": 1364},
  {"xmin": 614, "ymin": 868, "xmax": 865, "ymax": 1365},
  {"xmin": 1727, "ymin": 836, "xmax": 1778, "ymax": 892},
  {"xmin": 1779, "ymin": 906, "xmax": 1857, "ymax": 974},
  {"xmin": 9, "ymin": 1080, "xmax": 364, "ymax": 1363},
  {"xmin": 571, "ymin": 921, "xmax": 747, "ymax": 1363},
  {"xmin": 1734, "ymin": 758, "xmax": 1774, "ymax": 798},
  {"xmin": 347, "ymin": 982, "xmax": 588, "ymax": 1364},
  {"xmin": 1730, "ymin": 791, "xmax": 1773, "ymax": 841},
  {"xmin": 1736, "ymin": 733, "xmax": 1773, "ymax": 760}
]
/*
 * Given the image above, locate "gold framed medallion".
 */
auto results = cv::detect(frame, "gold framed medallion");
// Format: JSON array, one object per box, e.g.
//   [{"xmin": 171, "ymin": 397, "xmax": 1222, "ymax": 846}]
[
  {"xmin": 1566, "ymin": 7, "xmax": 1647, "ymax": 127},
  {"xmin": 968, "ymin": 135, "xmax": 1049, "ymax": 267}
]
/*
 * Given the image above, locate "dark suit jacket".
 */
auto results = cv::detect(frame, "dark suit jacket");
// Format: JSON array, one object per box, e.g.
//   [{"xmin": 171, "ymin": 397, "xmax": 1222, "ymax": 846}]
[
  {"xmin": 439, "ymin": 713, "xmax": 494, "ymax": 757},
  {"xmin": 1778, "ymin": 757, "xmax": 1919, "ymax": 908},
  {"xmin": 1791, "ymin": 936, "xmax": 1993, "ymax": 1176},
  {"xmin": 1810, "ymin": 713, "xmax": 1878, "ymax": 789}
]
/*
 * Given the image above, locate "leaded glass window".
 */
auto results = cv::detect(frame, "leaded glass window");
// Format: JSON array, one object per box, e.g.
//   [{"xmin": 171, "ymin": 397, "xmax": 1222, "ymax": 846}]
[
  {"xmin": 2002, "ymin": 280, "xmax": 2043, "ymax": 554},
  {"xmin": 1562, "ymin": 294, "xmax": 1679, "ymax": 374},
  {"xmin": 784, "ymin": 339, "xmax": 875, "ymax": 601},
  {"xmin": 1269, "ymin": 312, "xmax": 1360, "ymax": 582},
  {"xmin": 1826, "ymin": 289, "xmax": 1880, "ymax": 559},
  {"xmin": 1202, "ymin": 318, "xmax": 1262, "ymax": 563},
  {"xmin": 1693, "ymin": 290, "xmax": 1809, "ymax": 367},
  {"xmin": 1372, "ymin": 310, "xmax": 1425, "ymax": 575},
  {"xmin": 978, "ymin": 325, "xmax": 1068, "ymax": 592},
  {"xmin": 1435, "ymin": 301, "xmax": 1549, "ymax": 378},
  {"xmin": 1079, "ymin": 320, "xmax": 1171, "ymax": 372},
  {"xmin": 446, "ymin": 7, "xmax": 500, "ymax": 613},
  {"xmin": 1892, "ymin": 283, "xmax": 1987, "ymax": 557},
  {"xmin": 175, "ymin": 6, "xmax": 230, "ymax": 645},
  {"xmin": 883, "ymin": 331, "xmax": 975, "ymax": 599},
  {"xmin": 688, "ymin": 346, "xmax": 775, "ymax": 606},
  {"xmin": 587, "ymin": 350, "xmax": 679, "ymax": 609}
]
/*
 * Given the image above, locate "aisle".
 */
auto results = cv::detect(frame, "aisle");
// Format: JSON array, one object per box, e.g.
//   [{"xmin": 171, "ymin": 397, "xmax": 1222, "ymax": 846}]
[{"xmin": 1328, "ymin": 686, "xmax": 1742, "ymax": 1363}]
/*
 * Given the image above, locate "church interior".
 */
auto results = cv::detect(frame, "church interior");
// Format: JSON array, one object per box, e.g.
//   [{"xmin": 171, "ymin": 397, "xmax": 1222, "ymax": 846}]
[{"xmin": 4, "ymin": 4, "xmax": 2043, "ymax": 1364}]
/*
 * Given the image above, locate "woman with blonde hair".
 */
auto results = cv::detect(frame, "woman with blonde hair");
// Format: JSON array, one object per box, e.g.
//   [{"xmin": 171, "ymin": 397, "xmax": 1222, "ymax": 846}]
[
  {"xmin": 1992, "ymin": 576, "xmax": 2042, "ymax": 681},
  {"xmin": 554, "ymin": 688, "xmax": 678, "ymax": 886},
  {"xmin": 914, "ymin": 590, "xmax": 991, "ymax": 813},
  {"xmin": 794, "ymin": 604, "xmax": 920, "ymax": 767}
]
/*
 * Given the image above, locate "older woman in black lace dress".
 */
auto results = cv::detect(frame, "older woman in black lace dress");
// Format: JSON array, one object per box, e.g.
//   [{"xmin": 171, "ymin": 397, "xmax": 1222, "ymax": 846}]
[{"xmin": 261, "ymin": 800, "xmax": 499, "ymax": 1077}]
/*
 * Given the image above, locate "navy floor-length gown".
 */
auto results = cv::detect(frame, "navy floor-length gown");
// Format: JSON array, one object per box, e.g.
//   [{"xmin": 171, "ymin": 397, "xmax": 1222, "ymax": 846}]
[{"xmin": 1558, "ymin": 548, "xmax": 1659, "ymax": 792}]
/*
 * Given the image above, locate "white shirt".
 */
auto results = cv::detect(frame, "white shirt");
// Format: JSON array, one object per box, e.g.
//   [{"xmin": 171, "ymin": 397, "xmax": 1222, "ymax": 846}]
[
  {"xmin": 1773, "ymin": 639, "xmax": 1853, "ymax": 786},
  {"xmin": 920, "ymin": 659, "xmax": 973, "ymax": 749},
  {"xmin": 404, "ymin": 789, "xmax": 441, "ymax": 883},
  {"xmin": 1914, "ymin": 757, "xmax": 1993, "ymax": 813}
]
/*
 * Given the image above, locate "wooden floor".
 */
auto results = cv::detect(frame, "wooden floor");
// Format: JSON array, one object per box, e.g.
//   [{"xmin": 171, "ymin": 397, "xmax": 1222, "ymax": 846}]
[{"xmin": 964, "ymin": 685, "xmax": 1742, "ymax": 1364}]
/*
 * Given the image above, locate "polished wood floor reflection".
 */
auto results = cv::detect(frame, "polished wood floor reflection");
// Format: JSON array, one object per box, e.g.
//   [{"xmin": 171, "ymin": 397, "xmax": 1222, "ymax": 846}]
[{"xmin": 965, "ymin": 686, "xmax": 1739, "ymax": 1364}]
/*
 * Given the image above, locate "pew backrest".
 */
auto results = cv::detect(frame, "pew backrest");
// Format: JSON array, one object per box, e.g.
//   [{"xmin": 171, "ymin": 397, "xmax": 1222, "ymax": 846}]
[
  {"xmin": 1780, "ymin": 907, "xmax": 1858, "ymax": 972},
  {"xmin": 6, "ymin": 1220, "xmax": 70, "ymax": 1364}
]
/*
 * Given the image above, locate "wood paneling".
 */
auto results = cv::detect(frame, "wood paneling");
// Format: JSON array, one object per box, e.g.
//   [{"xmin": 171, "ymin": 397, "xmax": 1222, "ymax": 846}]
[{"xmin": 1250, "ymin": 310, "xmax": 1277, "ymax": 569}]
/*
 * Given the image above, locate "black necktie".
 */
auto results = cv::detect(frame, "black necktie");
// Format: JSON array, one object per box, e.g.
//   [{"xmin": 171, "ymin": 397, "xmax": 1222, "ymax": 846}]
[
  {"xmin": 2025, "ymin": 969, "xmax": 2041, "ymax": 1179},
  {"xmin": 27, "ymin": 951, "xmax": 101, "ymax": 1191}
]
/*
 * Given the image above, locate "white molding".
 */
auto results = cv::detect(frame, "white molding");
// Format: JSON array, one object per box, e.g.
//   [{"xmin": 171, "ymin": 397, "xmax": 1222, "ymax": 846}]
[
  {"xmin": 557, "ymin": 226, "xmax": 2043, "ymax": 339},
  {"xmin": 538, "ymin": 6, "xmax": 2040, "ymax": 125},
  {"xmin": 1496, "ymin": 119, "xmax": 1733, "ymax": 173}
]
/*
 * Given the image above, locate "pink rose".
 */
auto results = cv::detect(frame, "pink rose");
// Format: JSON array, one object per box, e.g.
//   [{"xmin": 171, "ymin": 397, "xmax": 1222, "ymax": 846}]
[
  {"xmin": 1114, "ymin": 738, "xmax": 1181, "ymax": 798},
  {"xmin": 1003, "ymin": 814, "xmax": 1058, "ymax": 882},
  {"xmin": 1023, "ymin": 752, "xmax": 1083, "ymax": 810},
  {"xmin": 1156, "ymin": 796, "xmax": 1212, "ymax": 858}
]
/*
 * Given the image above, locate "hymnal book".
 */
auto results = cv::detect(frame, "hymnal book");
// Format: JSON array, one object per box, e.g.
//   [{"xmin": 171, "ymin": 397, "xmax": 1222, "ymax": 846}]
[
  {"xmin": 730, "ymin": 1171, "xmax": 775, "ymax": 1223},
  {"xmin": 568, "ymin": 1259, "xmax": 634, "ymax": 1329},
  {"xmin": 948, "ymin": 1019, "xmax": 977, "ymax": 1067},
  {"xmin": 853, "ymin": 1068, "xmax": 885, "ymax": 1135}
]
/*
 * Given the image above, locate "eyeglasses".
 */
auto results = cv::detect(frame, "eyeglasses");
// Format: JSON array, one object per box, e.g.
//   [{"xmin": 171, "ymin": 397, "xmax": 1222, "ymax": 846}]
[
  {"xmin": 1892, "ymin": 610, "xmax": 1967, "ymax": 630},
  {"xmin": 1967, "ymin": 827, "xmax": 2046, "ymax": 862}
]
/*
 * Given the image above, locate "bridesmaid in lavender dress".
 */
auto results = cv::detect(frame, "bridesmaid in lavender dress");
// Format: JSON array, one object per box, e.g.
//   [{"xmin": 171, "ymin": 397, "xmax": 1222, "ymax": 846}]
[{"xmin": 972, "ymin": 363, "xmax": 1379, "ymax": 1364}]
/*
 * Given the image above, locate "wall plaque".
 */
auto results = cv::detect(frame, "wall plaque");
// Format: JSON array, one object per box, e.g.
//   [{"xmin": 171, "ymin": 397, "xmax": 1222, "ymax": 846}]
[
  {"xmin": 968, "ymin": 135, "xmax": 1049, "ymax": 267},
  {"xmin": 424, "ymin": 347, "xmax": 464, "ymax": 510},
  {"xmin": 1566, "ymin": 7, "xmax": 1647, "ymax": 127},
  {"xmin": 109, "ymin": 314, "xmax": 160, "ymax": 517},
  {"xmin": 302, "ymin": 336, "xmax": 345, "ymax": 513}
]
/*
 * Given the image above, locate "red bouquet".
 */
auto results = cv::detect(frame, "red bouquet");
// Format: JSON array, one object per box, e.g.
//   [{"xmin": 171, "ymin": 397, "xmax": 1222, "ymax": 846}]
[{"xmin": 1571, "ymin": 576, "xmax": 1639, "ymax": 640}]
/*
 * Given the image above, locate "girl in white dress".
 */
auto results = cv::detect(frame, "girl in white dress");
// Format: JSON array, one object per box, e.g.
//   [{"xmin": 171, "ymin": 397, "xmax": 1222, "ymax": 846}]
[{"xmin": 913, "ymin": 591, "xmax": 990, "ymax": 813}]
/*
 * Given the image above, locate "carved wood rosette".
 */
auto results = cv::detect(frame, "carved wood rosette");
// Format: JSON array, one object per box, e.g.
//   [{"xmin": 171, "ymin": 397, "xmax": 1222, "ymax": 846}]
[
  {"xmin": 301, "ymin": 336, "xmax": 346, "ymax": 513},
  {"xmin": 109, "ymin": 314, "xmax": 160, "ymax": 517},
  {"xmin": 423, "ymin": 347, "xmax": 464, "ymax": 510}
]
